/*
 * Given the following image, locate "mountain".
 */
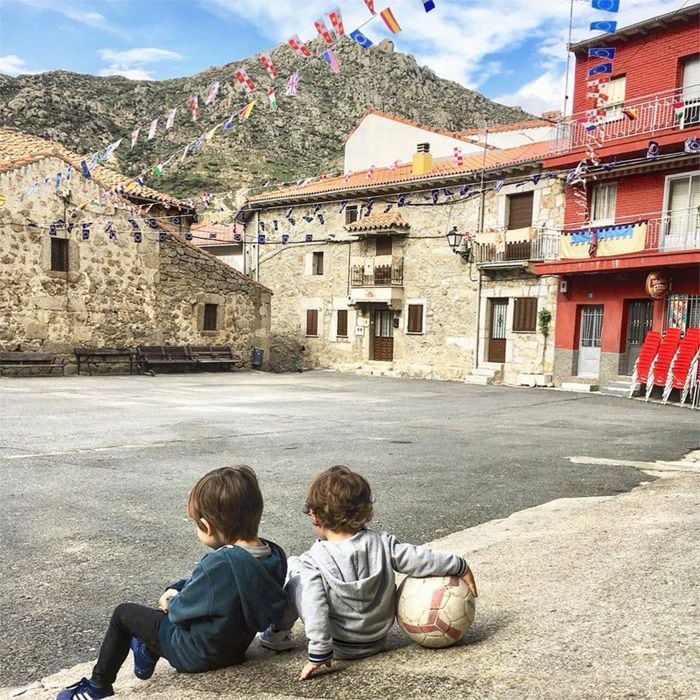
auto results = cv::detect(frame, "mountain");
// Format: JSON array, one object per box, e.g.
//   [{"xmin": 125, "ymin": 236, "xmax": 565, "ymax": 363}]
[{"xmin": 0, "ymin": 39, "xmax": 531, "ymax": 200}]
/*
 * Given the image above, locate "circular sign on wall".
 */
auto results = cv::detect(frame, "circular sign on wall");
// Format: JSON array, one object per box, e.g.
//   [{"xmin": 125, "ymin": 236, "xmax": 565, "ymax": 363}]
[{"xmin": 646, "ymin": 271, "xmax": 670, "ymax": 300}]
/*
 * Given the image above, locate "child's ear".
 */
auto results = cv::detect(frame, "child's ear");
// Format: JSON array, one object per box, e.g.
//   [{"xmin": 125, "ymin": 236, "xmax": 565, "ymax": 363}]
[{"xmin": 199, "ymin": 517, "xmax": 214, "ymax": 535}]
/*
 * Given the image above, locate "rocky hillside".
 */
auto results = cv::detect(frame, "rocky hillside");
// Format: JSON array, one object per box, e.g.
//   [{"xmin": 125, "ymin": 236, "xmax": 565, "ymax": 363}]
[{"xmin": 0, "ymin": 39, "xmax": 531, "ymax": 199}]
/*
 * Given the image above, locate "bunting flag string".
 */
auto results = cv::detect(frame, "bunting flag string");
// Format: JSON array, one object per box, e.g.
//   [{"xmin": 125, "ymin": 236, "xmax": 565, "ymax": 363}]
[
  {"xmin": 267, "ymin": 87, "xmax": 278, "ymax": 111},
  {"xmin": 328, "ymin": 8, "xmax": 345, "ymax": 37},
  {"xmin": 166, "ymin": 108, "xmax": 177, "ymax": 130},
  {"xmin": 188, "ymin": 96, "xmax": 200, "ymax": 121},
  {"xmin": 286, "ymin": 71, "xmax": 300, "ymax": 96},
  {"xmin": 288, "ymin": 34, "xmax": 313, "ymax": 58},
  {"xmin": 350, "ymin": 28, "xmax": 373, "ymax": 48},
  {"xmin": 205, "ymin": 81, "xmax": 220, "ymax": 105},
  {"xmin": 380, "ymin": 7, "xmax": 402, "ymax": 33},
  {"xmin": 234, "ymin": 68, "xmax": 257, "ymax": 93},
  {"xmin": 314, "ymin": 17, "xmax": 335, "ymax": 44},
  {"xmin": 364, "ymin": 0, "xmax": 376, "ymax": 14},
  {"xmin": 148, "ymin": 119, "xmax": 158, "ymax": 140},
  {"xmin": 322, "ymin": 48, "xmax": 341, "ymax": 74}
]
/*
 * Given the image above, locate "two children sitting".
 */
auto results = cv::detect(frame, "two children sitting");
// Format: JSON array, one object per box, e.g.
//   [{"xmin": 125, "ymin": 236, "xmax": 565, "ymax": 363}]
[{"xmin": 58, "ymin": 465, "xmax": 477, "ymax": 699}]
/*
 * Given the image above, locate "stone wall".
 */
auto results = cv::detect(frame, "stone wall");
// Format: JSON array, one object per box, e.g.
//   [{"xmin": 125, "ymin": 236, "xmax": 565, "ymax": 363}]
[
  {"xmin": 0, "ymin": 158, "xmax": 270, "ymax": 370},
  {"xmin": 248, "ymin": 174, "xmax": 564, "ymax": 383}
]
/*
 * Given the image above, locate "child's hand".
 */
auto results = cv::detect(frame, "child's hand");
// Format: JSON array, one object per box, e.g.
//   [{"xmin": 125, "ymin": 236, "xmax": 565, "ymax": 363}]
[
  {"xmin": 299, "ymin": 660, "xmax": 332, "ymax": 681},
  {"xmin": 159, "ymin": 588, "xmax": 179, "ymax": 612},
  {"xmin": 463, "ymin": 568, "xmax": 478, "ymax": 598}
]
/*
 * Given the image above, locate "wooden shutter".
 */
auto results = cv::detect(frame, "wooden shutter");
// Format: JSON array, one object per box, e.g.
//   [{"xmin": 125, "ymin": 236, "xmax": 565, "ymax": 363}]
[
  {"xmin": 513, "ymin": 298, "xmax": 538, "ymax": 332},
  {"xmin": 407, "ymin": 304, "xmax": 423, "ymax": 334},
  {"xmin": 203, "ymin": 303, "xmax": 218, "ymax": 331},
  {"xmin": 375, "ymin": 235, "xmax": 393, "ymax": 256},
  {"xmin": 337, "ymin": 309, "xmax": 348, "ymax": 337},
  {"xmin": 507, "ymin": 192, "xmax": 534, "ymax": 230},
  {"xmin": 306, "ymin": 309, "xmax": 318, "ymax": 336}
]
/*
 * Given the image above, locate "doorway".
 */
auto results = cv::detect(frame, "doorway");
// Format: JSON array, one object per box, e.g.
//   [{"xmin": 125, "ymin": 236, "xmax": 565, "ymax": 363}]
[
  {"xmin": 577, "ymin": 305, "xmax": 604, "ymax": 377},
  {"xmin": 624, "ymin": 300, "xmax": 653, "ymax": 375},
  {"xmin": 487, "ymin": 299, "xmax": 508, "ymax": 363},
  {"xmin": 371, "ymin": 308, "xmax": 394, "ymax": 361}
]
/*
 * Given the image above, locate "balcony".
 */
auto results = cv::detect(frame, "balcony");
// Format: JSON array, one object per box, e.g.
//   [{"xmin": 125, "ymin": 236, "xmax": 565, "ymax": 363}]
[
  {"xmin": 473, "ymin": 232, "xmax": 561, "ymax": 269},
  {"xmin": 539, "ymin": 208, "xmax": 699, "ymax": 269},
  {"xmin": 349, "ymin": 257, "xmax": 404, "ymax": 307},
  {"xmin": 551, "ymin": 85, "xmax": 700, "ymax": 154}
]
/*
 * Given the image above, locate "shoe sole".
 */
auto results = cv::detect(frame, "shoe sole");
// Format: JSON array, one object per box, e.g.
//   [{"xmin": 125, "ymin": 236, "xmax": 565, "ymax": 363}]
[{"xmin": 260, "ymin": 641, "xmax": 295, "ymax": 652}]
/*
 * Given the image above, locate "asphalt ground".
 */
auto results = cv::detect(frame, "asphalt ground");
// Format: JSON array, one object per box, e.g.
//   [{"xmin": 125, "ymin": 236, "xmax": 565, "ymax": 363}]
[{"xmin": 1, "ymin": 370, "xmax": 697, "ymax": 687}]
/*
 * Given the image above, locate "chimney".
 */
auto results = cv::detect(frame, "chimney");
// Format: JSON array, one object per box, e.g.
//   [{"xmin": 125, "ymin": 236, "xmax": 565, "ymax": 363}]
[{"xmin": 412, "ymin": 142, "xmax": 433, "ymax": 176}]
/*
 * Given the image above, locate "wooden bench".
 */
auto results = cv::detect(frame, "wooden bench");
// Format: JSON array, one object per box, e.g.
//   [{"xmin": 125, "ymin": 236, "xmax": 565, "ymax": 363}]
[
  {"xmin": 74, "ymin": 347, "xmax": 136, "ymax": 376},
  {"xmin": 136, "ymin": 345, "xmax": 197, "ymax": 376},
  {"xmin": 0, "ymin": 352, "xmax": 65, "ymax": 377},
  {"xmin": 189, "ymin": 345, "xmax": 244, "ymax": 371}
]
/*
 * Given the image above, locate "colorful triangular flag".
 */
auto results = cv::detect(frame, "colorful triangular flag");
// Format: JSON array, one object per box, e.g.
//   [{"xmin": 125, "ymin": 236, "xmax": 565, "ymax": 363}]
[
  {"xmin": 327, "ymin": 8, "xmax": 345, "ymax": 37},
  {"xmin": 380, "ymin": 7, "xmax": 401, "ymax": 33},
  {"xmin": 166, "ymin": 108, "xmax": 177, "ymax": 130},
  {"xmin": 322, "ymin": 49, "xmax": 341, "ymax": 74},
  {"xmin": 148, "ymin": 118, "xmax": 158, "ymax": 140},
  {"xmin": 350, "ymin": 28, "xmax": 373, "ymax": 49},
  {"xmin": 267, "ymin": 87, "xmax": 278, "ymax": 111},
  {"xmin": 239, "ymin": 101, "xmax": 256, "ymax": 121},
  {"xmin": 286, "ymin": 71, "xmax": 300, "ymax": 97},
  {"xmin": 260, "ymin": 51, "xmax": 278, "ymax": 79}
]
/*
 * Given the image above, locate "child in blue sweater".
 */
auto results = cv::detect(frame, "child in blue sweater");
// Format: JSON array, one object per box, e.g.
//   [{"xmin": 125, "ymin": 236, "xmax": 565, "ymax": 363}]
[{"xmin": 57, "ymin": 466, "xmax": 288, "ymax": 700}]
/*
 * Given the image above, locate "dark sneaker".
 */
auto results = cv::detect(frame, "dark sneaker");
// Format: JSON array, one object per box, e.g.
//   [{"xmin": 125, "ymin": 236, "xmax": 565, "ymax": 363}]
[
  {"xmin": 258, "ymin": 626, "xmax": 295, "ymax": 651},
  {"xmin": 56, "ymin": 677, "xmax": 114, "ymax": 700},
  {"xmin": 130, "ymin": 637, "xmax": 158, "ymax": 680}
]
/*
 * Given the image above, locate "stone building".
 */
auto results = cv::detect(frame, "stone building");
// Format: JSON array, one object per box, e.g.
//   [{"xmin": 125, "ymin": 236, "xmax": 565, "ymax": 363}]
[
  {"xmin": 0, "ymin": 128, "xmax": 271, "ymax": 369},
  {"xmin": 240, "ymin": 134, "xmax": 563, "ymax": 384}
]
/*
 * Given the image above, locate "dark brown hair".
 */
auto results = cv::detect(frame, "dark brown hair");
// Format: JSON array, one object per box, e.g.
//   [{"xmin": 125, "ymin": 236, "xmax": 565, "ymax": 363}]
[
  {"xmin": 187, "ymin": 466, "xmax": 263, "ymax": 542},
  {"xmin": 304, "ymin": 465, "xmax": 373, "ymax": 533}
]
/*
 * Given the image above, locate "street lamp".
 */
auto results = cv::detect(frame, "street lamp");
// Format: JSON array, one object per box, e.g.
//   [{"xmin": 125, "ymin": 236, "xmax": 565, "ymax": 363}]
[{"xmin": 446, "ymin": 226, "xmax": 472, "ymax": 262}]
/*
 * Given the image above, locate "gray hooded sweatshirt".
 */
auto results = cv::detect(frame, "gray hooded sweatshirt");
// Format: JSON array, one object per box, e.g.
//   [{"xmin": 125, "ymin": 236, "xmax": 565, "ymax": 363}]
[{"xmin": 296, "ymin": 528, "xmax": 468, "ymax": 663}]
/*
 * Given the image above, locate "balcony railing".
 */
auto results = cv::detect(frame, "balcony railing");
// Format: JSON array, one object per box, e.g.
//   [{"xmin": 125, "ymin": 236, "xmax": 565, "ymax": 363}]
[
  {"xmin": 551, "ymin": 84, "xmax": 700, "ymax": 154},
  {"xmin": 549, "ymin": 207, "xmax": 700, "ymax": 260},
  {"xmin": 473, "ymin": 232, "xmax": 561, "ymax": 265},
  {"xmin": 351, "ymin": 257, "xmax": 404, "ymax": 286}
]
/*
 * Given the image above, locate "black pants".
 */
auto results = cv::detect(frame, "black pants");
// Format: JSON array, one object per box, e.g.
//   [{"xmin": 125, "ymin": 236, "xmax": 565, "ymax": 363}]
[{"xmin": 91, "ymin": 603, "xmax": 166, "ymax": 687}]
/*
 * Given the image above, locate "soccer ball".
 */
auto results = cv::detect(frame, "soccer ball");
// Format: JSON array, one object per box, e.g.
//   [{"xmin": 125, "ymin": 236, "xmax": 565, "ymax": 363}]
[{"xmin": 396, "ymin": 575, "xmax": 475, "ymax": 648}]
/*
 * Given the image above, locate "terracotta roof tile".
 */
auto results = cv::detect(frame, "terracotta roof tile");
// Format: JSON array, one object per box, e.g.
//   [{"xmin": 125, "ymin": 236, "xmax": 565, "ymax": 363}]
[
  {"xmin": 457, "ymin": 119, "xmax": 554, "ymax": 137},
  {"xmin": 0, "ymin": 127, "xmax": 184, "ymax": 206},
  {"xmin": 345, "ymin": 211, "xmax": 409, "ymax": 232},
  {"xmin": 248, "ymin": 141, "xmax": 549, "ymax": 205}
]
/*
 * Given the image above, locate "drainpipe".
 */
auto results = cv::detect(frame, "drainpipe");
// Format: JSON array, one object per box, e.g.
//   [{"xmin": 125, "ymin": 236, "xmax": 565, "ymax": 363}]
[
  {"xmin": 474, "ymin": 128, "xmax": 489, "ymax": 371},
  {"xmin": 253, "ymin": 210, "xmax": 260, "ymax": 283}
]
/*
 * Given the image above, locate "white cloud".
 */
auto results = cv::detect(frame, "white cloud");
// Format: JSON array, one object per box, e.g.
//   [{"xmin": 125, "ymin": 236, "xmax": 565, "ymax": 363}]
[
  {"xmin": 97, "ymin": 47, "xmax": 184, "ymax": 81},
  {"xmin": 14, "ymin": 0, "xmax": 126, "ymax": 37},
  {"xmin": 495, "ymin": 70, "xmax": 568, "ymax": 117},
  {"xmin": 0, "ymin": 54, "xmax": 36, "ymax": 76}
]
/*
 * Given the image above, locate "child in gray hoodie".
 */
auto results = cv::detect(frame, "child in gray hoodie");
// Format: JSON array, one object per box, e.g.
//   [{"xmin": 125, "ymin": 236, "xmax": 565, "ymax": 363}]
[{"xmin": 259, "ymin": 465, "xmax": 478, "ymax": 681}]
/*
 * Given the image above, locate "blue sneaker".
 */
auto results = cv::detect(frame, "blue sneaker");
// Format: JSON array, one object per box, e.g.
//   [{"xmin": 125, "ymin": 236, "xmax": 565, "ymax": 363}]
[
  {"xmin": 130, "ymin": 637, "xmax": 157, "ymax": 680},
  {"xmin": 56, "ymin": 677, "xmax": 113, "ymax": 700}
]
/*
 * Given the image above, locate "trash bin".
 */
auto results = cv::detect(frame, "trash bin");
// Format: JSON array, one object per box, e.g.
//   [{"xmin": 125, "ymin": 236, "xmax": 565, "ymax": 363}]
[{"xmin": 251, "ymin": 347, "xmax": 264, "ymax": 368}]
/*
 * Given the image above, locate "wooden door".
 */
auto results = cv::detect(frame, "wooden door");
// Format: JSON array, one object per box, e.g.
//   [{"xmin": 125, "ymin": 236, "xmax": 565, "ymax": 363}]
[
  {"xmin": 371, "ymin": 309, "xmax": 394, "ymax": 361},
  {"xmin": 624, "ymin": 300, "xmax": 653, "ymax": 375},
  {"xmin": 487, "ymin": 299, "xmax": 508, "ymax": 363}
]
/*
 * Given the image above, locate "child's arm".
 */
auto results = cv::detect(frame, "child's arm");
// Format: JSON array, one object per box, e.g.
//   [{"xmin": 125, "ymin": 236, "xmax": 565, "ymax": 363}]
[
  {"xmin": 385, "ymin": 533, "xmax": 478, "ymax": 597},
  {"xmin": 158, "ymin": 576, "xmax": 192, "ymax": 612},
  {"xmin": 298, "ymin": 566, "xmax": 334, "ymax": 681},
  {"xmin": 167, "ymin": 564, "xmax": 215, "ymax": 626}
]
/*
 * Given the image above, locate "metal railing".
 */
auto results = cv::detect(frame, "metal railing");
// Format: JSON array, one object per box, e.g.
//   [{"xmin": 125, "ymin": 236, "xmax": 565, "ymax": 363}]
[
  {"xmin": 551, "ymin": 207, "xmax": 700, "ymax": 260},
  {"xmin": 473, "ymin": 232, "xmax": 561, "ymax": 264},
  {"xmin": 551, "ymin": 84, "xmax": 700, "ymax": 154},
  {"xmin": 350, "ymin": 257, "xmax": 404, "ymax": 286}
]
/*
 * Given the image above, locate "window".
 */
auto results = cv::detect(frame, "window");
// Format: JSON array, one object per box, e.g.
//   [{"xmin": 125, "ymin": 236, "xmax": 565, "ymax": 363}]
[
  {"xmin": 336, "ymin": 309, "xmax": 348, "ymax": 337},
  {"xmin": 375, "ymin": 235, "xmax": 393, "ymax": 256},
  {"xmin": 603, "ymin": 75, "xmax": 626, "ymax": 118},
  {"xmin": 590, "ymin": 182, "xmax": 616, "ymax": 224},
  {"xmin": 681, "ymin": 54, "xmax": 700, "ymax": 127},
  {"xmin": 306, "ymin": 309, "xmax": 319, "ymax": 336},
  {"xmin": 203, "ymin": 303, "xmax": 218, "ymax": 331},
  {"xmin": 664, "ymin": 172, "xmax": 700, "ymax": 243},
  {"xmin": 312, "ymin": 251, "xmax": 324, "ymax": 275},
  {"xmin": 50, "ymin": 238, "xmax": 68, "ymax": 272},
  {"xmin": 345, "ymin": 205, "xmax": 359, "ymax": 225},
  {"xmin": 665, "ymin": 295, "xmax": 699, "ymax": 333},
  {"xmin": 507, "ymin": 192, "xmax": 533, "ymax": 230},
  {"xmin": 406, "ymin": 304, "xmax": 424, "ymax": 334},
  {"xmin": 513, "ymin": 297, "xmax": 538, "ymax": 333}
]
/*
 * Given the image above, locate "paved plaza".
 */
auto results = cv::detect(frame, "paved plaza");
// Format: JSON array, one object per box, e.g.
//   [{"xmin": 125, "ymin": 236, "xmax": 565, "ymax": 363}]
[{"xmin": 1, "ymin": 371, "xmax": 698, "ymax": 692}]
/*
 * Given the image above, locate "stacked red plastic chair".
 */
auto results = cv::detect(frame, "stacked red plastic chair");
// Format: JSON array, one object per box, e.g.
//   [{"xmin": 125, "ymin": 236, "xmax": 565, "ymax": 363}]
[
  {"xmin": 663, "ymin": 327, "xmax": 700, "ymax": 405},
  {"xmin": 630, "ymin": 331, "xmax": 661, "ymax": 398},
  {"xmin": 646, "ymin": 328, "xmax": 682, "ymax": 401}
]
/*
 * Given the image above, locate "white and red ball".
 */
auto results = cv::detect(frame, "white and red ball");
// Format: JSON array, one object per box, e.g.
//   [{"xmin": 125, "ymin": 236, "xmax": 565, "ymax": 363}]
[{"xmin": 396, "ymin": 575, "xmax": 475, "ymax": 648}]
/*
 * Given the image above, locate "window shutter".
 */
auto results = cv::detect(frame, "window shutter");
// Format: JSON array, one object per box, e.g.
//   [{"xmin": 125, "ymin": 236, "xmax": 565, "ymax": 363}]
[
  {"xmin": 337, "ymin": 309, "xmax": 348, "ymax": 337},
  {"xmin": 306, "ymin": 309, "xmax": 318, "ymax": 336},
  {"xmin": 375, "ymin": 235, "xmax": 393, "ymax": 256},
  {"xmin": 407, "ymin": 304, "xmax": 423, "ymax": 333},
  {"xmin": 683, "ymin": 55, "xmax": 700, "ymax": 101},
  {"xmin": 507, "ymin": 192, "xmax": 534, "ymax": 230},
  {"xmin": 513, "ymin": 298, "xmax": 537, "ymax": 332}
]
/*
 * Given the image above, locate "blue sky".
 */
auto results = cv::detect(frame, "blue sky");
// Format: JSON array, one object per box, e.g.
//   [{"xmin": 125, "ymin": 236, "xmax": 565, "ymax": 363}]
[{"xmin": 0, "ymin": 0, "xmax": 684, "ymax": 114}]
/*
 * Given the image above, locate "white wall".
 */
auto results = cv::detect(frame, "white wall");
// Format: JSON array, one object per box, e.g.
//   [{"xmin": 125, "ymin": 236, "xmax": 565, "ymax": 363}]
[
  {"xmin": 200, "ymin": 245, "xmax": 245, "ymax": 273},
  {"xmin": 344, "ymin": 113, "xmax": 482, "ymax": 173},
  {"xmin": 469, "ymin": 126, "xmax": 555, "ymax": 149}
]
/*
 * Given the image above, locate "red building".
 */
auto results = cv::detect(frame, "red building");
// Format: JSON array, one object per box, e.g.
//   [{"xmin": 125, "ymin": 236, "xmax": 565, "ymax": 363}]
[{"xmin": 537, "ymin": 5, "xmax": 699, "ymax": 387}]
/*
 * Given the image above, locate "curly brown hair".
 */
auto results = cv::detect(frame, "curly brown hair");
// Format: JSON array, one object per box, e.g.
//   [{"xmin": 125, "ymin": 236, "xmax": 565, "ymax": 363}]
[
  {"xmin": 304, "ymin": 465, "xmax": 373, "ymax": 533},
  {"xmin": 187, "ymin": 466, "xmax": 263, "ymax": 542}
]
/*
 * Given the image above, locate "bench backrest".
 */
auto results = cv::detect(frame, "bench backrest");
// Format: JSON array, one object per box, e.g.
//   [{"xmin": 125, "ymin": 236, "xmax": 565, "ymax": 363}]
[
  {"xmin": 189, "ymin": 345, "xmax": 234, "ymax": 360},
  {"xmin": 137, "ymin": 345, "xmax": 192, "ymax": 361},
  {"xmin": 0, "ymin": 352, "xmax": 55, "ymax": 362}
]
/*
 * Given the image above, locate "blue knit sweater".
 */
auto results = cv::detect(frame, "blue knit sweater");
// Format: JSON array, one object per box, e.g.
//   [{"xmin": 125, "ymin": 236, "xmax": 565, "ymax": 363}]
[{"xmin": 159, "ymin": 539, "xmax": 287, "ymax": 673}]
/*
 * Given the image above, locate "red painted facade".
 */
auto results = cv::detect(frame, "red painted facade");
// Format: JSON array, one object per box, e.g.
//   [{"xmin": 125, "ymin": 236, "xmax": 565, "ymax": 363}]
[{"xmin": 538, "ymin": 7, "xmax": 700, "ymax": 384}]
